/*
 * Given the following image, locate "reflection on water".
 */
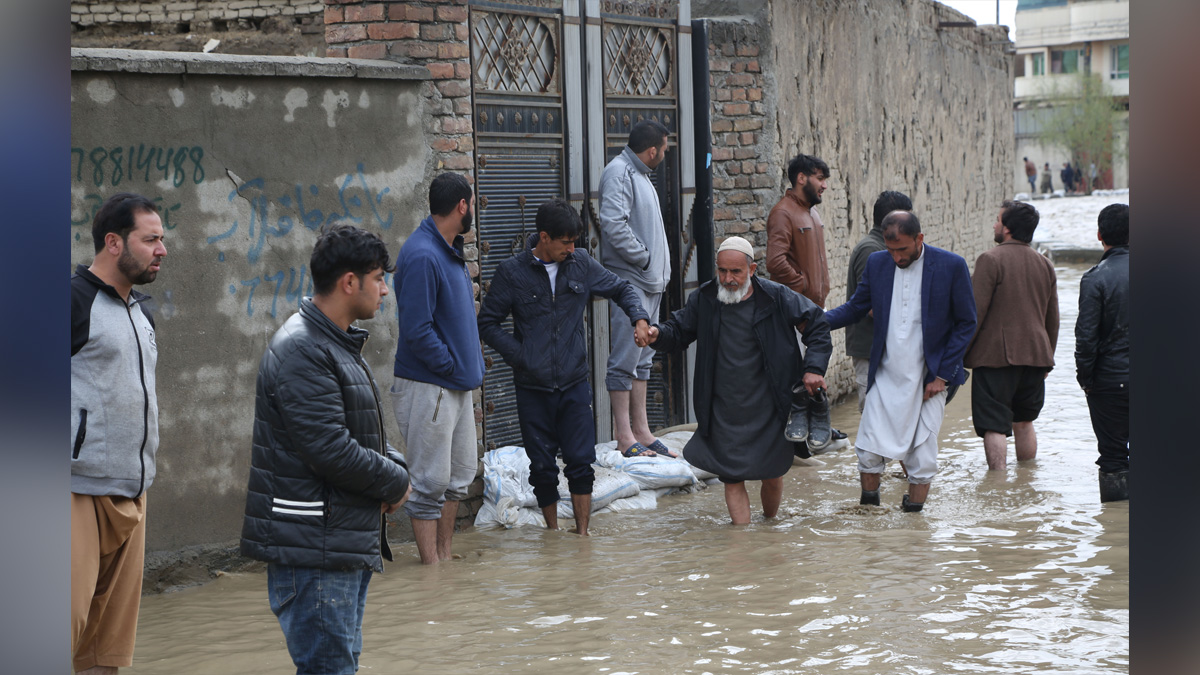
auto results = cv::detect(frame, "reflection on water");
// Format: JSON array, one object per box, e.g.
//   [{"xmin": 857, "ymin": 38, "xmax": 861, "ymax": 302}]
[{"xmin": 128, "ymin": 265, "xmax": 1126, "ymax": 674}]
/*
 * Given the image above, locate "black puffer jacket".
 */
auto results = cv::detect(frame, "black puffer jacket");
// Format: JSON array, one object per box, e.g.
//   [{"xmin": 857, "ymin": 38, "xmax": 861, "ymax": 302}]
[
  {"xmin": 1075, "ymin": 246, "xmax": 1129, "ymax": 392},
  {"xmin": 240, "ymin": 298, "xmax": 410, "ymax": 572},
  {"xmin": 651, "ymin": 276, "xmax": 832, "ymax": 438}
]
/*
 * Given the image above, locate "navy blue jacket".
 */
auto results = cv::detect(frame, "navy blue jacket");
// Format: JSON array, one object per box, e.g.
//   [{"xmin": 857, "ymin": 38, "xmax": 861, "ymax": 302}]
[
  {"xmin": 393, "ymin": 216, "xmax": 485, "ymax": 391},
  {"xmin": 479, "ymin": 234, "xmax": 649, "ymax": 392},
  {"xmin": 826, "ymin": 244, "xmax": 976, "ymax": 391}
]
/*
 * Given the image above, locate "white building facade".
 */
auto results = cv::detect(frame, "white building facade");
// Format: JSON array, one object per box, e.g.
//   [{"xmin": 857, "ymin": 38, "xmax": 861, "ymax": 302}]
[{"xmin": 1012, "ymin": 0, "xmax": 1128, "ymax": 194}]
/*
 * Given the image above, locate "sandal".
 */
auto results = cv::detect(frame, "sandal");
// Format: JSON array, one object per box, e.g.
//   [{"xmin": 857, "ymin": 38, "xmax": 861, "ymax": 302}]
[
  {"xmin": 621, "ymin": 442, "xmax": 656, "ymax": 458},
  {"xmin": 645, "ymin": 439, "xmax": 678, "ymax": 458}
]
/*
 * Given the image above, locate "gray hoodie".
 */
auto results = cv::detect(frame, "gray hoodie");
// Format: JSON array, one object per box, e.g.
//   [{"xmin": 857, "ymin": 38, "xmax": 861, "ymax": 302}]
[
  {"xmin": 71, "ymin": 266, "xmax": 160, "ymax": 498},
  {"xmin": 597, "ymin": 146, "xmax": 671, "ymax": 293}
]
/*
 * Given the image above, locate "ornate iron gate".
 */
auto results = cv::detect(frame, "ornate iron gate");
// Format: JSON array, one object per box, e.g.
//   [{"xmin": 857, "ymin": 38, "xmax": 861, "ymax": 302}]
[{"xmin": 471, "ymin": 0, "xmax": 695, "ymax": 450}]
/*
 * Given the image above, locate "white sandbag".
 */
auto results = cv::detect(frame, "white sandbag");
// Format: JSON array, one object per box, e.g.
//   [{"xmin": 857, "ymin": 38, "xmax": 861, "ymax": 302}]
[{"xmin": 556, "ymin": 465, "xmax": 641, "ymax": 518}]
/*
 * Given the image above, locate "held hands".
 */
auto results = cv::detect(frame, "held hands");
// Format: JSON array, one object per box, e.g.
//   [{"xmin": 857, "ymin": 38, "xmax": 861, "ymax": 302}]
[
  {"xmin": 381, "ymin": 484, "xmax": 413, "ymax": 515},
  {"xmin": 923, "ymin": 378, "xmax": 947, "ymax": 401},
  {"xmin": 634, "ymin": 320, "xmax": 655, "ymax": 347},
  {"xmin": 802, "ymin": 372, "xmax": 826, "ymax": 395}
]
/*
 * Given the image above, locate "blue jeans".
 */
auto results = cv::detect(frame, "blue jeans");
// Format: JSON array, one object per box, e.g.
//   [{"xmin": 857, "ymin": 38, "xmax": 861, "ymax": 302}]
[{"xmin": 268, "ymin": 563, "xmax": 373, "ymax": 675}]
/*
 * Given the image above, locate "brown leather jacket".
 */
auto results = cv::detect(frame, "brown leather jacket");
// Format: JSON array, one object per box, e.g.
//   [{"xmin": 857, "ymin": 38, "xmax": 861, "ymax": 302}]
[{"xmin": 765, "ymin": 189, "xmax": 831, "ymax": 307}]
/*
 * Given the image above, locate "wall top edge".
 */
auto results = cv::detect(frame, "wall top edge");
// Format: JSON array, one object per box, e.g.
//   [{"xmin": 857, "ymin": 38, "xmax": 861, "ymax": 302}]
[{"xmin": 70, "ymin": 48, "xmax": 432, "ymax": 81}]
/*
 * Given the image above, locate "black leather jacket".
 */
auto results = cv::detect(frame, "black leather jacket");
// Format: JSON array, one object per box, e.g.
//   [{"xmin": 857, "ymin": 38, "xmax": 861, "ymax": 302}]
[
  {"xmin": 651, "ymin": 276, "xmax": 832, "ymax": 438},
  {"xmin": 240, "ymin": 299, "xmax": 410, "ymax": 572},
  {"xmin": 1075, "ymin": 246, "xmax": 1128, "ymax": 392},
  {"xmin": 478, "ymin": 234, "xmax": 649, "ymax": 392}
]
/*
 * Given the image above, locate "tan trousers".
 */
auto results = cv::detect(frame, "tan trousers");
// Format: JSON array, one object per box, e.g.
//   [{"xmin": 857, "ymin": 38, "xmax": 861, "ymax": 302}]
[{"xmin": 71, "ymin": 492, "xmax": 146, "ymax": 672}]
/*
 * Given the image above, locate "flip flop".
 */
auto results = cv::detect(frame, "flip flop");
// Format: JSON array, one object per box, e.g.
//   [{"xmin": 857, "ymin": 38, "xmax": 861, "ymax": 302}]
[
  {"xmin": 645, "ymin": 439, "xmax": 678, "ymax": 458},
  {"xmin": 622, "ymin": 442, "xmax": 656, "ymax": 458}
]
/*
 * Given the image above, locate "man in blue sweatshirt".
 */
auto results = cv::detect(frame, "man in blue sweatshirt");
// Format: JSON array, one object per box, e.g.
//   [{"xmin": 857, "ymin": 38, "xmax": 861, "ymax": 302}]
[
  {"xmin": 479, "ymin": 199, "xmax": 650, "ymax": 536},
  {"xmin": 392, "ymin": 173, "xmax": 486, "ymax": 564}
]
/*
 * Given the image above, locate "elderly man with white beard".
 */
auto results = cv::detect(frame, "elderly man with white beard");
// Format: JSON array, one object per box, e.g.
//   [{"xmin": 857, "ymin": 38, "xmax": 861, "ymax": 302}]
[{"xmin": 643, "ymin": 236, "xmax": 832, "ymax": 524}]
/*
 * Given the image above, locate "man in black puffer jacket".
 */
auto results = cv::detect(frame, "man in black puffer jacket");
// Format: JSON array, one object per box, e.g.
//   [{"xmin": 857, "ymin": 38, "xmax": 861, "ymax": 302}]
[
  {"xmin": 240, "ymin": 224, "xmax": 411, "ymax": 675},
  {"xmin": 1075, "ymin": 203, "xmax": 1129, "ymax": 502},
  {"xmin": 478, "ymin": 199, "xmax": 650, "ymax": 536}
]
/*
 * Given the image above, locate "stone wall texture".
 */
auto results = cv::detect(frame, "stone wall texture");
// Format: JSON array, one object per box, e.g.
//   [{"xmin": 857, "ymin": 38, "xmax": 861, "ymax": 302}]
[
  {"xmin": 701, "ymin": 0, "xmax": 1014, "ymax": 401},
  {"xmin": 72, "ymin": 0, "xmax": 325, "ymax": 28}
]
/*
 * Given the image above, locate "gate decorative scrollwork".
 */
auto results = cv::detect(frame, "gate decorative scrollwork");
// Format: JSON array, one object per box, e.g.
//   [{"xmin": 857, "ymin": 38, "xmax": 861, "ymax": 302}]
[
  {"xmin": 472, "ymin": 11, "xmax": 560, "ymax": 93},
  {"xmin": 602, "ymin": 23, "xmax": 673, "ymax": 96}
]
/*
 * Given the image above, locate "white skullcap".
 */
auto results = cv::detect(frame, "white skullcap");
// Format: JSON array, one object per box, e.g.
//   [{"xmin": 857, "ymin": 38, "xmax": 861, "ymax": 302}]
[{"xmin": 716, "ymin": 236, "xmax": 754, "ymax": 258}]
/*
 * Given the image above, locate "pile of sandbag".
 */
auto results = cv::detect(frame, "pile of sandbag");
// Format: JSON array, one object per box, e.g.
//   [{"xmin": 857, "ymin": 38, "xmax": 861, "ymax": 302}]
[{"xmin": 474, "ymin": 430, "xmax": 719, "ymax": 529}]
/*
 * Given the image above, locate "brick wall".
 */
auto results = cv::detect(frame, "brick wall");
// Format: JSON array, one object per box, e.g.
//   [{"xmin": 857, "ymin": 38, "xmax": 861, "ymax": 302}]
[
  {"xmin": 72, "ymin": 0, "xmax": 324, "ymax": 29},
  {"xmin": 705, "ymin": 19, "xmax": 777, "ymax": 264}
]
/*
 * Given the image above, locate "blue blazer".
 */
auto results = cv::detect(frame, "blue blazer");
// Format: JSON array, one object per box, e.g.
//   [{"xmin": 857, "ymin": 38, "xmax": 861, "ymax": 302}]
[{"xmin": 826, "ymin": 244, "xmax": 976, "ymax": 391}]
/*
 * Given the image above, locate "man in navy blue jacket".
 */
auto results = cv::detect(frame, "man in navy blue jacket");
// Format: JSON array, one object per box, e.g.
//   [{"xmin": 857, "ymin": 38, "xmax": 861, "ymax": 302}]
[
  {"xmin": 478, "ymin": 199, "xmax": 650, "ymax": 535},
  {"xmin": 392, "ymin": 173, "xmax": 486, "ymax": 564},
  {"xmin": 825, "ymin": 211, "xmax": 976, "ymax": 512}
]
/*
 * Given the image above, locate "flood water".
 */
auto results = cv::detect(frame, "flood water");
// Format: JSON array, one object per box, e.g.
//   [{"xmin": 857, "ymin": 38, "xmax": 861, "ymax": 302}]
[{"xmin": 128, "ymin": 263, "xmax": 1127, "ymax": 674}]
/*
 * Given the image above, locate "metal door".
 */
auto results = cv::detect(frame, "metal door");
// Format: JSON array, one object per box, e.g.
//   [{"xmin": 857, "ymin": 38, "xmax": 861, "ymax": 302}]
[{"xmin": 470, "ymin": 1, "xmax": 571, "ymax": 450}]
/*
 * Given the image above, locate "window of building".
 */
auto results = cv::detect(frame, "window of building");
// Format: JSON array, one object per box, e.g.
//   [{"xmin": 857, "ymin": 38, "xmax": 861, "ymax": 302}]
[
  {"xmin": 1015, "ymin": 54, "xmax": 1025, "ymax": 77},
  {"xmin": 1050, "ymin": 48, "xmax": 1081, "ymax": 74},
  {"xmin": 1111, "ymin": 44, "xmax": 1129, "ymax": 79},
  {"xmin": 1032, "ymin": 53, "xmax": 1045, "ymax": 76}
]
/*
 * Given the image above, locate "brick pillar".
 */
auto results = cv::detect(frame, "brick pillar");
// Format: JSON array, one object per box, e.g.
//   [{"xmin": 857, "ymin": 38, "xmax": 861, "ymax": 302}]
[
  {"xmin": 324, "ymin": 0, "xmax": 475, "ymax": 176},
  {"xmin": 707, "ymin": 22, "xmax": 775, "ymax": 266}
]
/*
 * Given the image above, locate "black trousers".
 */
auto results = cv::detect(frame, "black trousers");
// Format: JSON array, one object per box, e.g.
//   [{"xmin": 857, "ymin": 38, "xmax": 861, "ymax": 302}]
[
  {"xmin": 516, "ymin": 380, "xmax": 597, "ymax": 508},
  {"xmin": 1087, "ymin": 388, "xmax": 1129, "ymax": 473}
]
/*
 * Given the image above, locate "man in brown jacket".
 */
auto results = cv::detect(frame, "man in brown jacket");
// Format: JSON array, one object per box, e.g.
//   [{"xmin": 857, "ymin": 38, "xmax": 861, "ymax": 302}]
[
  {"xmin": 964, "ymin": 200, "xmax": 1059, "ymax": 470},
  {"xmin": 767, "ymin": 153, "xmax": 843, "ymax": 452},
  {"xmin": 766, "ymin": 153, "xmax": 831, "ymax": 307}
]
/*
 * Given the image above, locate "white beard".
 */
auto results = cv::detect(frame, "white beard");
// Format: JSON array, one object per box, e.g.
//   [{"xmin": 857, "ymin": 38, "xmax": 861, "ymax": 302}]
[{"xmin": 716, "ymin": 277, "xmax": 751, "ymax": 305}]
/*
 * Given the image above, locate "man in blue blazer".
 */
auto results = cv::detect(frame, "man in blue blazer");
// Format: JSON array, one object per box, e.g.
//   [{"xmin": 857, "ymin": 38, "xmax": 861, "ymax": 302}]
[{"xmin": 825, "ymin": 211, "xmax": 976, "ymax": 512}]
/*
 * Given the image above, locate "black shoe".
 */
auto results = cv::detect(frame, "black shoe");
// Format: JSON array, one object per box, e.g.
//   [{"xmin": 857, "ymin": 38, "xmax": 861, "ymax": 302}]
[
  {"xmin": 806, "ymin": 388, "xmax": 832, "ymax": 449},
  {"xmin": 831, "ymin": 427, "xmax": 847, "ymax": 441},
  {"xmin": 785, "ymin": 384, "xmax": 811, "ymax": 442},
  {"xmin": 901, "ymin": 495, "xmax": 924, "ymax": 512},
  {"xmin": 1098, "ymin": 469, "xmax": 1128, "ymax": 502},
  {"xmin": 859, "ymin": 490, "xmax": 880, "ymax": 506}
]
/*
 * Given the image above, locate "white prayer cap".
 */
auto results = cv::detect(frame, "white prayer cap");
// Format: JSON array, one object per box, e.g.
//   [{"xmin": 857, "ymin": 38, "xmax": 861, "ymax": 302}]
[{"xmin": 716, "ymin": 236, "xmax": 754, "ymax": 258}]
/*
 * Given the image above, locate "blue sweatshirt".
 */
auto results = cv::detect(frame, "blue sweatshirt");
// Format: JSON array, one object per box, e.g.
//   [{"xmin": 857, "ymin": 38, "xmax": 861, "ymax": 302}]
[{"xmin": 393, "ymin": 216, "xmax": 485, "ymax": 391}]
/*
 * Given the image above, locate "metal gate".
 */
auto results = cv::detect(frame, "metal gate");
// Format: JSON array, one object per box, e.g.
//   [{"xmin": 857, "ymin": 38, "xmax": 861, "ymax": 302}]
[{"xmin": 471, "ymin": 0, "xmax": 695, "ymax": 450}]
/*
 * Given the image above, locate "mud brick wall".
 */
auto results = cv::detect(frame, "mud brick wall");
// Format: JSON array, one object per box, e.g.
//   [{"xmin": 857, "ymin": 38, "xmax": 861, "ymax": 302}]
[{"xmin": 700, "ymin": 0, "xmax": 1013, "ymax": 401}]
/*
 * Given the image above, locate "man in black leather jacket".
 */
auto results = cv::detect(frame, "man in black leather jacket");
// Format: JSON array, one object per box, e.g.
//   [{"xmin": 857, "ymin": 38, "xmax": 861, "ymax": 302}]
[
  {"xmin": 240, "ymin": 224, "xmax": 411, "ymax": 674},
  {"xmin": 1075, "ymin": 203, "xmax": 1129, "ymax": 502},
  {"xmin": 478, "ymin": 199, "xmax": 650, "ymax": 535}
]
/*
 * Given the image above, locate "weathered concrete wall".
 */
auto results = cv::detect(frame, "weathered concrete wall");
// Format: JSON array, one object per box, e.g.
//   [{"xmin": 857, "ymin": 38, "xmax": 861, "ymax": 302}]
[
  {"xmin": 70, "ymin": 48, "xmax": 432, "ymax": 557},
  {"xmin": 698, "ymin": 0, "xmax": 1014, "ymax": 402}
]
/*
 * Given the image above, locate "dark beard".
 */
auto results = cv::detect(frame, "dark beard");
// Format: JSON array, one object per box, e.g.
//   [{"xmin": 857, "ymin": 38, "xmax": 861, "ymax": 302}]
[
  {"xmin": 461, "ymin": 206, "xmax": 474, "ymax": 234},
  {"xmin": 802, "ymin": 180, "xmax": 822, "ymax": 206},
  {"xmin": 117, "ymin": 247, "xmax": 157, "ymax": 285},
  {"xmin": 994, "ymin": 230, "xmax": 1004, "ymax": 244}
]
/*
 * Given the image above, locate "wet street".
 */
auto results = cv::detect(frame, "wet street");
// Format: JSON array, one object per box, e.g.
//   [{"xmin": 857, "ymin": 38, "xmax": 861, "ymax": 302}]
[{"xmin": 127, "ymin": 257, "xmax": 1127, "ymax": 674}]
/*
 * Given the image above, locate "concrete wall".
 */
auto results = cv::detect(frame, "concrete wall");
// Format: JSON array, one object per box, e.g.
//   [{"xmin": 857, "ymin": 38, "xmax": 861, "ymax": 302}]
[
  {"xmin": 698, "ymin": 0, "xmax": 1014, "ymax": 401},
  {"xmin": 71, "ymin": 48, "xmax": 432, "ymax": 557}
]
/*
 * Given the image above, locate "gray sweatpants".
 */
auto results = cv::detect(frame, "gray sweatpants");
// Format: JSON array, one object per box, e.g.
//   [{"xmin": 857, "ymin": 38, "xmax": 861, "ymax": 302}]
[
  {"xmin": 606, "ymin": 286, "xmax": 662, "ymax": 391},
  {"xmin": 391, "ymin": 377, "xmax": 478, "ymax": 520}
]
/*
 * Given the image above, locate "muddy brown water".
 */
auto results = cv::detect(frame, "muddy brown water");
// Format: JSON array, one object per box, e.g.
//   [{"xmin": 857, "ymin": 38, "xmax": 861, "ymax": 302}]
[{"xmin": 127, "ymin": 264, "xmax": 1126, "ymax": 674}]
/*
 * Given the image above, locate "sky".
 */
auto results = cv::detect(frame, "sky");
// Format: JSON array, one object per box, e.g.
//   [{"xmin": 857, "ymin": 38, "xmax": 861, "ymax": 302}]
[{"xmin": 937, "ymin": 0, "xmax": 1019, "ymax": 42}]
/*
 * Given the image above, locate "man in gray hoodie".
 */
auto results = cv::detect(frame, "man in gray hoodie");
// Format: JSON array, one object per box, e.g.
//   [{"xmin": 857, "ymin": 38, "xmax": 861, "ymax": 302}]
[
  {"xmin": 598, "ymin": 119, "xmax": 674, "ymax": 458},
  {"xmin": 71, "ymin": 192, "xmax": 166, "ymax": 674}
]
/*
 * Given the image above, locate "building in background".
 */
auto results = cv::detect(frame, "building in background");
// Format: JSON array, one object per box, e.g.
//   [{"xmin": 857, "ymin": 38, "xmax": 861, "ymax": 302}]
[{"xmin": 1012, "ymin": 0, "xmax": 1128, "ymax": 194}]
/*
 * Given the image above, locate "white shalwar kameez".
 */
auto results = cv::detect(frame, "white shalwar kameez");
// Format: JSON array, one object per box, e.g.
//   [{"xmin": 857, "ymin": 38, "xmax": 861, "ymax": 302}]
[{"xmin": 855, "ymin": 252, "xmax": 947, "ymax": 483}]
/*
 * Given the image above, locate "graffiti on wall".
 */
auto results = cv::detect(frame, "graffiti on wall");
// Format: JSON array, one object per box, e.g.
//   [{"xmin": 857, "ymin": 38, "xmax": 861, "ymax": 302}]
[{"xmin": 71, "ymin": 144, "xmax": 398, "ymax": 320}]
